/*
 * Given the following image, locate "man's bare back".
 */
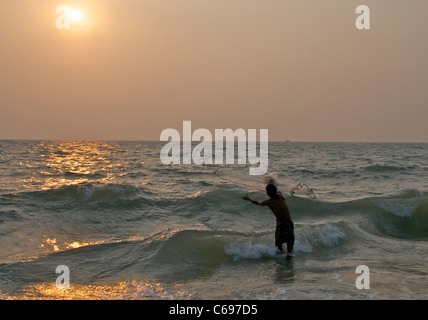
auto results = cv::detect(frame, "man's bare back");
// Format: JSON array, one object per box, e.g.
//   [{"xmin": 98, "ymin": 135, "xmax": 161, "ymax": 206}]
[{"xmin": 259, "ymin": 194, "xmax": 291, "ymax": 222}]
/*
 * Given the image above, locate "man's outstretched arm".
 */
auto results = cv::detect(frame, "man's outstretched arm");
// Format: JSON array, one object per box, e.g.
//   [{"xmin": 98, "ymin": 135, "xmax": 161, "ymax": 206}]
[{"xmin": 242, "ymin": 194, "xmax": 268, "ymax": 206}]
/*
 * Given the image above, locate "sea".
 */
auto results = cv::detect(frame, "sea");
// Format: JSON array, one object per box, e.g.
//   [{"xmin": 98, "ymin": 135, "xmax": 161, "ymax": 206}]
[{"xmin": 0, "ymin": 140, "xmax": 427, "ymax": 300}]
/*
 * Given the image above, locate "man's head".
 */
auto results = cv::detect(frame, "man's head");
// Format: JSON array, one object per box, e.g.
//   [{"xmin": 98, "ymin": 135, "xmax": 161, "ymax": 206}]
[{"xmin": 266, "ymin": 184, "xmax": 278, "ymax": 199}]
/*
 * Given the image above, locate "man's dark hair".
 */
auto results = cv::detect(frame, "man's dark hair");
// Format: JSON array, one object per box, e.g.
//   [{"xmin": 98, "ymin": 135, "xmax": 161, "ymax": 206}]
[{"xmin": 266, "ymin": 184, "xmax": 278, "ymax": 199}]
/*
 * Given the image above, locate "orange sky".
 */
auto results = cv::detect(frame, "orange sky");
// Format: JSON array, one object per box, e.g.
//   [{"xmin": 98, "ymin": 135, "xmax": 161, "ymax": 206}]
[{"xmin": 1, "ymin": 0, "xmax": 427, "ymax": 142}]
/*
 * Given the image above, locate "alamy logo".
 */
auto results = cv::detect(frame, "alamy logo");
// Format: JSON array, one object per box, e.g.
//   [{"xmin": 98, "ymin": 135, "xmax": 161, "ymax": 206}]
[
  {"xmin": 355, "ymin": 5, "xmax": 370, "ymax": 30},
  {"xmin": 355, "ymin": 265, "xmax": 370, "ymax": 290},
  {"xmin": 56, "ymin": 265, "xmax": 70, "ymax": 289},
  {"xmin": 160, "ymin": 121, "xmax": 269, "ymax": 175}
]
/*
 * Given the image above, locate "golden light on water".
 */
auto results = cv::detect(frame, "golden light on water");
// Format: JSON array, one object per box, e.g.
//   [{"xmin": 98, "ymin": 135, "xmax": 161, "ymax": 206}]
[
  {"xmin": 40, "ymin": 237, "xmax": 102, "ymax": 255},
  {"xmin": 9, "ymin": 141, "xmax": 136, "ymax": 263},
  {"xmin": 24, "ymin": 282, "xmax": 141, "ymax": 300},
  {"xmin": 14, "ymin": 281, "xmax": 190, "ymax": 300},
  {"xmin": 65, "ymin": 241, "xmax": 90, "ymax": 249},
  {"xmin": 42, "ymin": 238, "xmax": 60, "ymax": 252},
  {"xmin": 40, "ymin": 141, "xmax": 117, "ymax": 190}
]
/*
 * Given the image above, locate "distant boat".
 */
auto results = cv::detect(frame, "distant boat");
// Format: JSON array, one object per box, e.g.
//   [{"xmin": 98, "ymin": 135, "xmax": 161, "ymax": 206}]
[{"xmin": 284, "ymin": 140, "xmax": 292, "ymax": 143}]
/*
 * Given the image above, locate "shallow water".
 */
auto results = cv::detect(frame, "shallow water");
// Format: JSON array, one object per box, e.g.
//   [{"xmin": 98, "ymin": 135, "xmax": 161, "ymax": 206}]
[{"xmin": 0, "ymin": 140, "xmax": 427, "ymax": 299}]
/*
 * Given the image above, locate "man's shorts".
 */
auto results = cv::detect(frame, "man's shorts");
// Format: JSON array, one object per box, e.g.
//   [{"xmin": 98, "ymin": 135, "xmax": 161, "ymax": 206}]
[{"xmin": 275, "ymin": 219, "xmax": 295, "ymax": 248}]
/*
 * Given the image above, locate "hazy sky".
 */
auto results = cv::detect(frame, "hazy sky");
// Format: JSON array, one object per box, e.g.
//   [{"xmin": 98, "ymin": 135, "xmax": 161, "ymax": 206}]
[{"xmin": 1, "ymin": 0, "xmax": 427, "ymax": 142}]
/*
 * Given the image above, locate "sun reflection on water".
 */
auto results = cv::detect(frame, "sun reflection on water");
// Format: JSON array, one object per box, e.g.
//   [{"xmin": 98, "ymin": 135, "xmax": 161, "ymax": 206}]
[
  {"xmin": 16, "ymin": 281, "xmax": 192, "ymax": 300},
  {"xmin": 39, "ymin": 141, "xmax": 119, "ymax": 190},
  {"xmin": 39, "ymin": 236, "xmax": 104, "ymax": 255}
]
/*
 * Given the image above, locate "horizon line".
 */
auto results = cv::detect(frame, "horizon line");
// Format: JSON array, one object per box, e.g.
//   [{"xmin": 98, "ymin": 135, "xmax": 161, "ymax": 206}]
[{"xmin": 0, "ymin": 138, "xmax": 427, "ymax": 144}]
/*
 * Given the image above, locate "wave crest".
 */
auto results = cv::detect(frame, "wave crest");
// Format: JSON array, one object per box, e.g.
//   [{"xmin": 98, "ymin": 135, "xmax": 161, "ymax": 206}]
[{"xmin": 19, "ymin": 182, "xmax": 139, "ymax": 201}]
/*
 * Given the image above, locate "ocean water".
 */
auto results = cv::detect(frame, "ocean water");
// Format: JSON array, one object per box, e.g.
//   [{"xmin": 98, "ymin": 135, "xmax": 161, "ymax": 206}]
[{"xmin": 0, "ymin": 140, "xmax": 427, "ymax": 300}]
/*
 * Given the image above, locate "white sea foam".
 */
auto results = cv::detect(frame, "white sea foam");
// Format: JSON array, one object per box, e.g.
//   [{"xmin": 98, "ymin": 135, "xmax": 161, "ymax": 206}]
[
  {"xmin": 294, "ymin": 223, "xmax": 345, "ymax": 251},
  {"xmin": 376, "ymin": 201, "xmax": 415, "ymax": 217},
  {"xmin": 225, "ymin": 241, "xmax": 278, "ymax": 260},
  {"xmin": 225, "ymin": 223, "xmax": 345, "ymax": 260}
]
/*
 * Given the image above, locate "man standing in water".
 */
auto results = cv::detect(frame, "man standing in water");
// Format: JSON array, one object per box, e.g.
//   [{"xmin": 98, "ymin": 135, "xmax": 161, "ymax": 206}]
[{"xmin": 242, "ymin": 184, "xmax": 295, "ymax": 257}]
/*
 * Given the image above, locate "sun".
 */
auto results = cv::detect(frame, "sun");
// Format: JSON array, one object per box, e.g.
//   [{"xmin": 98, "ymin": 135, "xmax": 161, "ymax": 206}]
[{"xmin": 70, "ymin": 9, "xmax": 83, "ymax": 22}]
